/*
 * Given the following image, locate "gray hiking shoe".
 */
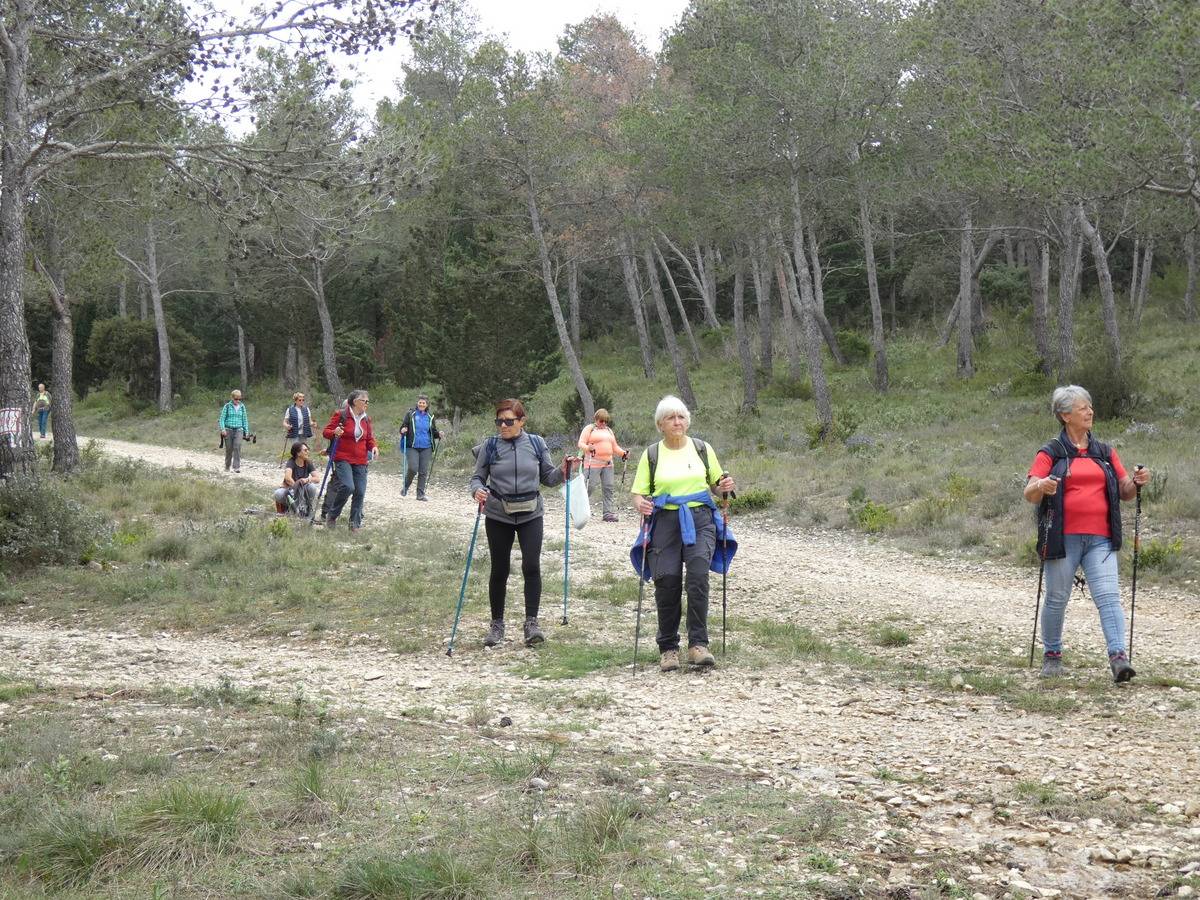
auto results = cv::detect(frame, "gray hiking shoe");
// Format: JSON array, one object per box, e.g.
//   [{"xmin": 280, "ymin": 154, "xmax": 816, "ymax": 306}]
[
  {"xmin": 1109, "ymin": 651, "xmax": 1136, "ymax": 683},
  {"xmin": 523, "ymin": 617, "xmax": 545, "ymax": 647},
  {"xmin": 483, "ymin": 619, "xmax": 505, "ymax": 647},
  {"xmin": 1039, "ymin": 652, "xmax": 1064, "ymax": 678}
]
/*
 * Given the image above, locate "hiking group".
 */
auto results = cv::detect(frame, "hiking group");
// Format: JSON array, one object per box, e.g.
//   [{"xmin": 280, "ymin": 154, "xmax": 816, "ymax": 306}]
[{"xmin": 210, "ymin": 380, "xmax": 1150, "ymax": 684}]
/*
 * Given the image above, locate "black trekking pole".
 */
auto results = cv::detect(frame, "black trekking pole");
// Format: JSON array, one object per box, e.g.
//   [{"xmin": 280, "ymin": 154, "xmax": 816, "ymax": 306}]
[
  {"xmin": 1028, "ymin": 478, "xmax": 1057, "ymax": 667},
  {"xmin": 429, "ymin": 439, "xmax": 441, "ymax": 481},
  {"xmin": 1129, "ymin": 465, "xmax": 1144, "ymax": 662},
  {"xmin": 308, "ymin": 437, "xmax": 340, "ymax": 525},
  {"xmin": 720, "ymin": 488, "xmax": 731, "ymax": 657},
  {"xmin": 632, "ymin": 514, "xmax": 650, "ymax": 673},
  {"xmin": 278, "ymin": 434, "xmax": 290, "ymax": 468},
  {"xmin": 447, "ymin": 499, "xmax": 485, "ymax": 658}
]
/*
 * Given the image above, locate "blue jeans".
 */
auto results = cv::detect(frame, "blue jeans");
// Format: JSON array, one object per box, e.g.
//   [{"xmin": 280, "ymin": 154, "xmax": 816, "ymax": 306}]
[
  {"xmin": 1042, "ymin": 534, "xmax": 1126, "ymax": 655},
  {"xmin": 37, "ymin": 408, "xmax": 49, "ymax": 437},
  {"xmin": 327, "ymin": 461, "xmax": 368, "ymax": 527}
]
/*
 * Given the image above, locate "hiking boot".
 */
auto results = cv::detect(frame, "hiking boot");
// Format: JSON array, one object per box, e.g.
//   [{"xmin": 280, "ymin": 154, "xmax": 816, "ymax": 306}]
[
  {"xmin": 325, "ymin": 517, "xmax": 338, "ymax": 530},
  {"xmin": 1109, "ymin": 651, "xmax": 1136, "ymax": 683},
  {"xmin": 603, "ymin": 513, "xmax": 618, "ymax": 523},
  {"xmin": 688, "ymin": 645, "xmax": 716, "ymax": 669},
  {"xmin": 275, "ymin": 501, "xmax": 288, "ymax": 516},
  {"xmin": 417, "ymin": 494, "xmax": 428, "ymax": 502},
  {"xmin": 659, "ymin": 649, "xmax": 680, "ymax": 672},
  {"xmin": 483, "ymin": 619, "xmax": 505, "ymax": 647},
  {"xmin": 523, "ymin": 617, "xmax": 545, "ymax": 647},
  {"xmin": 1039, "ymin": 651, "xmax": 1064, "ymax": 678}
]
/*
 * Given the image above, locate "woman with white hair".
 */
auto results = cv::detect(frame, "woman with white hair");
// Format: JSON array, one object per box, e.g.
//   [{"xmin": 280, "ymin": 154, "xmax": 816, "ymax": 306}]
[
  {"xmin": 630, "ymin": 395, "xmax": 736, "ymax": 672},
  {"xmin": 1024, "ymin": 384, "xmax": 1151, "ymax": 682}
]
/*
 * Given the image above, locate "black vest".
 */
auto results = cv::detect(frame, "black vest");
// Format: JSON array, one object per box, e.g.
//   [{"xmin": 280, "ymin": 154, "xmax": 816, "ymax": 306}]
[{"xmin": 1036, "ymin": 430, "xmax": 1122, "ymax": 560}]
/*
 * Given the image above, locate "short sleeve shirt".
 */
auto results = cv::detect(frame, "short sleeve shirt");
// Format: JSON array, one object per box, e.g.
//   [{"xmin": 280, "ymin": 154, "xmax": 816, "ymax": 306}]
[
  {"xmin": 285, "ymin": 459, "xmax": 315, "ymax": 484},
  {"xmin": 1029, "ymin": 447, "xmax": 1127, "ymax": 537},
  {"xmin": 631, "ymin": 439, "xmax": 722, "ymax": 510}
]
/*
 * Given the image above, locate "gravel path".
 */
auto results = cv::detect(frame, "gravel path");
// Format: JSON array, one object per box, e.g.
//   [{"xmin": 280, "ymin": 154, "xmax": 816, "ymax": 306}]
[{"xmin": 4, "ymin": 437, "xmax": 1199, "ymax": 897}]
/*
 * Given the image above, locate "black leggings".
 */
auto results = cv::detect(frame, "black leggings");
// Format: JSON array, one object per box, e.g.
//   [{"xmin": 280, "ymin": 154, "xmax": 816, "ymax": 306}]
[{"xmin": 485, "ymin": 516, "xmax": 544, "ymax": 620}]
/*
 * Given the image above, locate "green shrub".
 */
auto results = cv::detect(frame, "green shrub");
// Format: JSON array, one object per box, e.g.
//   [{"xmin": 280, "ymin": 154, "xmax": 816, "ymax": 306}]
[
  {"xmin": 126, "ymin": 783, "xmax": 246, "ymax": 869},
  {"xmin": 763, "ymin": 376, "xmax": 813, "ymax": 401},
  {"xmin": 729, "ymin": 487, "xmax": 775, "ymax": 513},
  {"xmin": 872, "ymin": 624, "xmax": 914, "ymax": 647},
  {"xmin": 1138, "ymin": 537, "xmax": 1183, "ymax": 571},
  {"xmin": 86, "ymin": 317, "xmax": 202, "ymax": 406},
  {"xmin": 19, "ymin": 807, "xmax": 124, "ymax": 887},
  {"xmin": 979, "ymin": 264, "xmax": 1029, "ymax": 310},
  {"xmin": 145, "ymin": 533, "xmax": 189, "ymax": 562},
  {"xmin": 808, "ymin": 407, "xmax": 861, "ymax": 448},
  {"xmin": 847, "ymin": 487, "xmax": 894, "ymax": 533},
  {"xmin": 334, "ymin": 850, "xmax": 478, "ymax": 899},
  {"xmin": 1068, "ymin": 353, "xmax": 1144, "ymax": 419},
  {"xmin": 835, "ymin": 330, "xmax": 871, "ymax": 365},
  {"xmin": 560, "ymin": 376, "xmax": 614, "ymax": 434},
  {"xmin": 0, "ymin": 478, "xmax": 107, "ymax": 573}
]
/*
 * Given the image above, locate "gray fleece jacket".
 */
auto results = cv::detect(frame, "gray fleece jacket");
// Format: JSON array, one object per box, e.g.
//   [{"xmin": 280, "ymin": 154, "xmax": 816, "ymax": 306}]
[{"xmin": 468, "ymin": 432, "xmax": 565, "ymax": 525}]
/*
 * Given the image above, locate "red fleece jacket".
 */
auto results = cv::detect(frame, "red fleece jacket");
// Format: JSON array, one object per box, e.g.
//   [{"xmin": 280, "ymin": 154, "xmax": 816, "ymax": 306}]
[{"xmin": 323, "ymin": 407, "xmax": 377, "ymax": 465}]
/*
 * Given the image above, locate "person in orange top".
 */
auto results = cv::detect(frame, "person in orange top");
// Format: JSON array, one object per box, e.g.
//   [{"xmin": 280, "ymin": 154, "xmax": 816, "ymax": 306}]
[{"xmin": 578, "ymin": 408, "xmax": 628, "ymax": 522}]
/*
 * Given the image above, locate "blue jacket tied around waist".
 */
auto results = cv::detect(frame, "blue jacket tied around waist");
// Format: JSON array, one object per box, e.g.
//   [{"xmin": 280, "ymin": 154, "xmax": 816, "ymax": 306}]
[{"xmin": 629, "ymin": 491, "xmax": 738, "ymax": 581}]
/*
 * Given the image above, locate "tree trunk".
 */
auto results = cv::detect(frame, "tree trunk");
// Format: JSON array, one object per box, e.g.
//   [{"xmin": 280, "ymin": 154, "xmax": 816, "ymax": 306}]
[
  {"xmin": 660, "ymin": 232, "xmax": 720, "ymax": 330},
  {"xmin": 773, "ymin": 255, "xmax": 804, "ymax": 382},
  {"xmin": 527, "ymin": 180, "xmax": 594, "ymax": 422},
  {"xmin": 1077, "ymin": 203, "xmax": 1123, "ymax": 366},
  {"xmin": 138, "ymin": 281, "xmax": 148, "ymax": 320},
  {"xmin": 1057, "ymin": 205, "xmax": 1079, "ymax": 375},
  {"xmin": 32, "ymin": 210, "xmax": 79, "ymax": 473},
  {"xmin": 939, "ymin": 229, "xmax": 1002, "ymax": 346},
  {"xmin": 699, "ymin": 242, "xmax": 721, "ymax": 329},
  {"xmin": 1135, "ymin": 240, "xmax": 1154, "ymax": 328},
  {"xmin": 1128, "ymin": 236, "xmax": 1140, "ymax": 308},
  {"xmin": 750, "ymin": 244, "xmax": 773, "ymax": 377},
  {"xmin": 619, "ymin": 235, "xmax": 655, "ymax": 378},
  {"xmin": 731, "ymin": 254, "xmax": 757, "ymax": 413},
  {"xmin": 887, "ymin": 213, "xmax": 897, "ymax": 333},
  {"xmin": 237, "ymin": 323, "xmax": 249, "ymax": 391},
  {"xmin": 807, "ymin": 222, "xmax": 826, "ymax": 314},
  {"xmin": 117, "ymin": 275, "xmax": 128, "ymax": 318},
  {"xmin": 1185, "ymin": 220, "xmax": 1198, "ymax": 322},
  {"xmin": 653, "ymin": 242, "xmax": 701, "ymax": 364},
  {"xmin": 0, "ymin": 0, "xmax": 36, "ymax": 478},
  {"xmin": 859, "ymin": 195, "xmax": 888, "ymax": 391},
  {"xmin": 145, "ymin": 222, "xmax": 173, "ymax": 412},
  {"xmin": 567, "ymin": 259, "xmax": 581, "ymax": 352},
  {"xmin": 1004, "ymin": 232, "xmax": 1015, "ymax": 267},
  {"xmin": 641, "ymin": 245, "xmax": 696, "ymax": 409},
  {"xmin": 247, "ymin": 341, "xmax": 256, "ymax": 378},
  {"xmin": 1028, "ymin": 236, "xmax": 1053, "ymax": 376},
  {"xmin": 778, "ymin": 235, "xmax": 834, "ymax": 436},
  {"xmin": 957, "ymin": 207, "xmax": 974, "ymax": 379},
  {"xmin": 297, "ymin": 347, "xmax": 311, "ymax": 397},
  {"xmin": 284, "ymin": 337, "xmax": 299, "ymax": 391},
  {"xmin": 312, "ymin": 259, "xmax": 345, "ymax": 401},
  {"xmin": 788, "ymin": 174, "xmax": 844, "ymax": 365}
]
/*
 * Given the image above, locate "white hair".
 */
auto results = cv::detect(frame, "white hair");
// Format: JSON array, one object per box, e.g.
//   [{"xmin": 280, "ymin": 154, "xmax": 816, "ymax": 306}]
[
  {"xmin": 1051, "ymin": 385, "xmax": 1092, "ymax": 424},
  {"xmin": 654, "ymin": 395, "xmax": 691, "ymax": 430}
]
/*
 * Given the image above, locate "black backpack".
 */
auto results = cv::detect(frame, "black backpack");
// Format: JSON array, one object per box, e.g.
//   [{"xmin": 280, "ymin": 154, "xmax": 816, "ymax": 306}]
[
  {"xmin": 477, "ymin": 433, "xmax": 552, "ymax": 470},
  {"xmin": 646, "ymin": 437, "xmax": 712, "ymax": 497}
]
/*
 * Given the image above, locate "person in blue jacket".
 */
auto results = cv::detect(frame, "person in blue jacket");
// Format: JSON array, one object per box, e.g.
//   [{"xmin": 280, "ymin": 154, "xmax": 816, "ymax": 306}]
[{"xmin": 400, "ymin": 395, "xmax": 443, "ymax": 500}]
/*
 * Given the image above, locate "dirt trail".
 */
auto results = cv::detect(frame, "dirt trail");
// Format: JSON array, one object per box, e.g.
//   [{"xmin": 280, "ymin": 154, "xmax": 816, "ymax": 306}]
[{"xmin": 4, "ymin": 437, "xmax": 1200, "ymax": 897}]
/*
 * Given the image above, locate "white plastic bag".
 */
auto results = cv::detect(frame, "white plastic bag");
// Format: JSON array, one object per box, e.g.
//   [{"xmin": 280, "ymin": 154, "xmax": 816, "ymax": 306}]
[{"xmin": 561, "ymin": 471, "xmax": 590, "ymax": 530}]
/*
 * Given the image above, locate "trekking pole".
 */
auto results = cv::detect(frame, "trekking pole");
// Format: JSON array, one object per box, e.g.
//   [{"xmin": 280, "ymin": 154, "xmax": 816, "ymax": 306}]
[
  {"xmin": 429, "ymin": 439, "xmax": 441, "ymax": 481},
  {"xmin": 721, "ymin": 487, "xmax": 731, "ymax": 657},
  {"xmin": 1129, "ymin": 465, "xmax": 1144, "ymax": 662},
  {"xmin": 1028, "ymin": 477, "xmax": 1057, "ymax": 667},
  {"xmin": 308, "ymin": 437, "xmax": 339, "ymax": 525},
  {"xmin": 278, "ymin": 434, "xmax": 290, "ymax": 468},
  {"xmin": 633, "ymin": 513, "xmax": 650, "ymax": 674},
  {"xmin": 562, "ymin": 456, "xmax": 573, "ymax": 626},
  {"xmin": 447, "ymin": 499, "xmax": 485, "ymax": 658},
  {"xmin": 400, "ymin": 433, "xmax": 408, "ymax": 491}
]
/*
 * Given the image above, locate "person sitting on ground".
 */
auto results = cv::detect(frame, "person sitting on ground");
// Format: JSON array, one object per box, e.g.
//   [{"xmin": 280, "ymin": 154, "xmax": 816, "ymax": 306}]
[
  {"xmin": 469, "ymin": 398, "xmax": 578, "ymax": 648},
  {"xmin": 578, "ymin": 408, "xmax": 628, "ymax": 523},
  {"xmin": 219, "ymin": 389, "xmax": 251, "ymax": 473},
  {"xmin": 283, "ymin": 391, "xmax": 314, "ymax": 442},
  {"xmin": 1024, "ymin": 384, "xmax": 1151, "ymax": 683},
  {"xmin": 400, "ymin": 394, "xmax": 444, "ymax": 501},
  {"xmin": 631, "ymin": 395, "xmax": 736, "ymax": 673},
  {"xmin": 322, "ymin": 389, "xmax": 377, "ymax": 533},
  {"xmin": 32, "ymin": 383, "xmax": 51, "ymax": 439},
  {"xmin": 274, "ymin": 442, "xmax": 320, "ymax": 517}
]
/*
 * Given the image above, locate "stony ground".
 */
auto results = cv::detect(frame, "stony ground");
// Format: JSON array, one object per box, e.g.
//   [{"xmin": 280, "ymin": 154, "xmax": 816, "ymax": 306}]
[{"xmin": 4, "ymin": 437, "xmax": 1200, "ymax": 899}]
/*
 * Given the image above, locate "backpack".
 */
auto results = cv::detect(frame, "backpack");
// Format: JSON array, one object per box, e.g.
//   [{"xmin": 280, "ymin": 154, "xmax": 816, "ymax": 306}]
[
  {"xmin": 477, "ymin": 433, "xmax": 552, "ymax": 470},
  {"xmin": 647, "ymin": 437, "xmax": 712, "ymax": 497}
]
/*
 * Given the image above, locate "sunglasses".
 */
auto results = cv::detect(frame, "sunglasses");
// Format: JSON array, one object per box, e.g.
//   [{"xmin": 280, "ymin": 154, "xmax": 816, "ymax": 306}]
[{"xmin": 495, "ymin": 417, "xmax": 521, "ymax": 427}]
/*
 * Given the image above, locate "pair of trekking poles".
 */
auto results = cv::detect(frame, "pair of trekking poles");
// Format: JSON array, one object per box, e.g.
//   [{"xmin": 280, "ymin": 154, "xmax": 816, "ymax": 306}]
[
  {"xmin": 400, "ymin": 435, "xmax": 442, "ymax": 491},
  {"xmin": 1028, "ymin": 465, "xmax": 1144, "ymax": 666}
]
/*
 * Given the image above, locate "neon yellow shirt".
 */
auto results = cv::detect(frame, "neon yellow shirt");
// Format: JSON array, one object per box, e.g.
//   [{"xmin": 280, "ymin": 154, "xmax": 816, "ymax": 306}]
[{"xmin": 630, "ymin": 439, "xmax": 722, "ymax": 509}]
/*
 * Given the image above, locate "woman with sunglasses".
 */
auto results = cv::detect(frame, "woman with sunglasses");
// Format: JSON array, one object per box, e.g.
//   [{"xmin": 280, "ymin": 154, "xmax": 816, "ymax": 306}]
[
  {"xmin": 322, "ymin": 389, "xmax": 377, "ymax": 533},
  {"xmin": 469, "ymin": 399, "xmax": 580, "ymax": 648}
]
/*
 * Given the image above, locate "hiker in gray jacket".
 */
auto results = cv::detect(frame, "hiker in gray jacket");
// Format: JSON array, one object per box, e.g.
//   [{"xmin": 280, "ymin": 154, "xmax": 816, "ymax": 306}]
[{"xmin": 469, "ymin": 398, "xmax": 579, "ymax": 649}]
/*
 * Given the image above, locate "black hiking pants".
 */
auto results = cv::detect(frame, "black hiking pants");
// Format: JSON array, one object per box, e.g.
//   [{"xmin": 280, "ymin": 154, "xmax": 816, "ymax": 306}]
[{"xmin": 485, "ymin": 515, "xmax": 544, "ymax": 621}]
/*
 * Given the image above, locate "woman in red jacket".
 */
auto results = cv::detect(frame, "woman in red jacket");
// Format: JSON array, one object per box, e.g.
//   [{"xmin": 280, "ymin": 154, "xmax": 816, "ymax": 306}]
[{"xmin": 323, "ymin": 389, "xmax": 377, "ymax": 532}]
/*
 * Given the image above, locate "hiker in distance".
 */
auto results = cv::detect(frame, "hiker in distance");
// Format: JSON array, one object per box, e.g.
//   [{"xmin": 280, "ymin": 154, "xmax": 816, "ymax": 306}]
[
  {"xmin": 322, "ymin": 389, "xmax": 377, "ymax": 533},
  {"xmin": 32, "ymin": 383, "xmax": 51, "ymax": 439},
  {"xmin": 1024, "ymin": 384, "xmax": 1151, "ymax": 683},
  {"xmin": 578, "ymin": 408, "xmax": 628, "ymax": 522},
  {"xmin": 274, "ymin": 441, "xmax": 321, "ymax": 517},
  {"xmin": 219, "ymin": 389, "xmax": 251, "ymax": 473},
  {"xmin": 283, "ymin": 391, "xmax": 314, "ymax": 442},
  {"xmin": 630, "ymin": 395, "xmax": 736, "ymax": 672},
  {"xmin": 469, "ymin": 398, "xmax": 580, "ymax": 648},
  {"xmin": 400, "ymin": 394, "xmax": 443, "ymax": 501}
]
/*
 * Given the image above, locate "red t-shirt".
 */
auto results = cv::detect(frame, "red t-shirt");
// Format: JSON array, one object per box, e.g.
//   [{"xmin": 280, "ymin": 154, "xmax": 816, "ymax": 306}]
[{"xmin": 1029, "ymin": 447, "xmax": 1127, "ymax": 537}]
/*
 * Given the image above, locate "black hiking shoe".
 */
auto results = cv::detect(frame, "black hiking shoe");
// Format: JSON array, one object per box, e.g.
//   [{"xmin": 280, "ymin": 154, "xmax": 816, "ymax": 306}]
[
  {"xmin": 483, "ymin": 619, "xmax": 505, "ymax": 647},
  {"xmin": 1109, "ymin": 651, "xmax": 1136, "ymax": 683},
  {"xmin": 1039, "ymin": 651, "xmax": 1064, "ymax": 678},
  {"xmin": 523, "ymin": 617, "xmax": 545, "ymax": 647}
]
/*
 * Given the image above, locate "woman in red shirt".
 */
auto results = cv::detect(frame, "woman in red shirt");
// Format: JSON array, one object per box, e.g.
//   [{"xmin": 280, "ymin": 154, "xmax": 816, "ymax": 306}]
[{"xmin": 1024, "ymin": 385, "xmax": 1150, "ymax": 682}]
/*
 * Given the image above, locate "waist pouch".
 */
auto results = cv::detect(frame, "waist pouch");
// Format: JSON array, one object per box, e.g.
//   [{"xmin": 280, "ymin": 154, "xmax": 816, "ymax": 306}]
[{"xmin": 499, "ymin": 491, "xmax": 539, "ymax": 515}]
